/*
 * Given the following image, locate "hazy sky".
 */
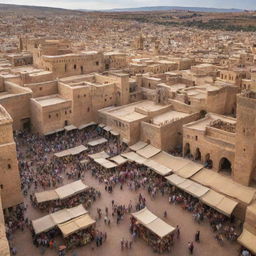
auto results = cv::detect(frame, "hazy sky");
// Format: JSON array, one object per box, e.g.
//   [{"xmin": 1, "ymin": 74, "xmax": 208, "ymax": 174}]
[{"xmin": 0, "ymin": 0, "xmax": 255, "ymax": 10}]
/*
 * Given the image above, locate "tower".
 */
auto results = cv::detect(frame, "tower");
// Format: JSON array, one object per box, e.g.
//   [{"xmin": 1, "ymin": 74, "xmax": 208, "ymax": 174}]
[
  {"xmin": 234, "ymin": 91, "xmax": 256, "ymax": 185},
  {"xmin": 134, "ymin": 34, "xmax": 145, "ymax": 50}
]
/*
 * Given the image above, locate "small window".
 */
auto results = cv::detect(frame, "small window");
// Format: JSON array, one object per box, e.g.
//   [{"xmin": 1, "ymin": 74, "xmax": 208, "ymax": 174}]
[
  {"xmin": 84, "ymin": 94, "xmax": 86, "ymax": 97},
  {"xmin": 56, "ymin": 113, "xmax": 58, "ymax": 117},
  {"xmin": 49, "ymin": 114, "xmax": 51, "ymax": 119},
  {"xmin": 39, "ymin": 87, "xmax": 42, "ymax": 91},
  {"xmin": 7, "ymin": 164, "xmax": 11, "ymax": 169},
  {"xmin": 96, "ymin": 61, "xmax": 99, "ymax": 66},
  {"xmin": 0, "ymin": 184, "xmax": 3, "ymax": 189},
  {"xmin": 78, "ymin": 95, "xmax": 80, "ymax": 98},
  {"xmin": 195, "ymin": 136, "xmax": 198, "ymax": 141},
  {"xmin": 87, "ymin": 107, "xmax": 90, "ymax": 112},
  {"xmin": 69, "ymin": 110, "xmax": 72, "ymax": 114},
  {"xmin": 65, "ymin": 111, "xmax": 67, "ymax": 115},
  {"xmin": 74, "ymin": 64, "xmax": 77, "ymax": 70}
]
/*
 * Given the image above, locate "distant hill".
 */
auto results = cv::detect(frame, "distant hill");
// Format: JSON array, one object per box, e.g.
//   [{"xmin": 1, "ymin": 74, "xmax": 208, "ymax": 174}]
[{"xmin": 79, "ymin": 6, "xmax": 245, "ymax": 13}]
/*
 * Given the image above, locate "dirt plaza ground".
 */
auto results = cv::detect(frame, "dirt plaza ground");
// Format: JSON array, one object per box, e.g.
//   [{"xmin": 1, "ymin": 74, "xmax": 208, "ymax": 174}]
[{"xmin": 12, "ymin": 168, "xmax": 240, "ymax": 256}]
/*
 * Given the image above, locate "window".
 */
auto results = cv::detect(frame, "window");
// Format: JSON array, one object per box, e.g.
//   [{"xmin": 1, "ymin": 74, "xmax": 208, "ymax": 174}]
[
  {"xmin": 39, "ymin": 87, "xmax": 42, "ymax": 91},
  {"xmin": 69, "ymin": 110, "xmax": 72, "ymax": 114},
  {"xmin": 7, "ymin": 164, "xmax": 11, "ymax": 169},
  {"xmin": 0, "ymin": 184, "xmax": 3, "ymax": 189},
  {"xmin": 56, "ymin": 113, "xmax": 58, "ymax": 117},
  {"xmin": 74, "ymin": 64, "xmax": 77, "ymax": 70},
  {"xmin": 49, "ymin": 114, "xmax": 51, "ymax": 119},
  {"xmin": 87, "ymin": 107, "xmax": 90, "ymax": 112},
  {"xmin": 96, "ymin": 61, "xmax": 99, "ymax": 66},
  {"xmin": 195, "ymin": 136, "xmax": 198, "ymax": 141}
]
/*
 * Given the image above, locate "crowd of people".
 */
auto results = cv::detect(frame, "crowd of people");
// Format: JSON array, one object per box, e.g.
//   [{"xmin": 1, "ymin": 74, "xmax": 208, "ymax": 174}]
[{"xmin": 3, "ymin": 125, "xmax": 251, "ymax": 255}]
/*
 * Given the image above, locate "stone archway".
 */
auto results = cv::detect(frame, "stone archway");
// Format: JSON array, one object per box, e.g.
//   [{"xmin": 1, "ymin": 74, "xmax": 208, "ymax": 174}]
[
  {"xmin": 205, "ymin": 153, "xmax": 213, "ymax": 169},
  {"xmin": 219, "ymin": 157, "xmax": 232, "ymax": 175},
  {"xmin": 195, "ymin": 148, "xmax": 201, "ymax": 161},
  {"xmin": 184, "ymin": 143, "xmax": 191, "ymax": 157}
]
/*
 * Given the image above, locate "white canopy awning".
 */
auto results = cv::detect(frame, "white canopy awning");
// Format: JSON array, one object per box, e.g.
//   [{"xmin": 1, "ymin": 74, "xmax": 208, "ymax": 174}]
[
  {"xmin": 144, "ymin": 159, "xmax": 172, "ymax": 176},
  {"xmin": 44, "ymin": 130, "xmax": 56, "ymax": 136},
  {"xmin": 200, "ymin": 190, "xmax": 238, "ymax": 217},
  {"xmin": 238, "ymin": 229, "xmax": 256, "ymax": 254},
  {"xmin": 87, "ymin": 137, "xmax": 108, "ymax": 146},
  {"xmin": 78, "ymin": 122, "xmax": 96, "ymax": 130},
  {"xmin": 103, "ymin": 126, "xmax": 112, "ymax": 132},
  {"xmin": 192, "ymin": 169, "xmax": 256, "ymax": 205},
  {"xmin": 68, "ymin": 145, "xmax": 88, "ymax": 156},
  {"xmin": 58, "ymin": 213, "xmax": 96, "ymax": 238},
  {"xmin": 110, "ymin": 155, "xmax": 128, "ymax": 165},
  {"xmin": 35, "ymin": 190, "xmax": 59, "ymax": 204},
  {"xmin": 32, "ymin": 204, "xmax": 87, "ymax": 234},
  {"xmin": 110, "ymin": 130, "xmax": 120, "ymax": 136},
  {"xmin": 55, "ymin": 180, "xmax": 89, "ymax": 200},
  {"xmin": 89, "ymin": 151, "xmax": 110, "ymax": 160},
  {"xmin": 64, "ymin": 125, "xmax": 77, "ymax": 132},
  {"xmin": 55, "ymin": 128, "xmax": 65, "ymax": 133},
  {"xmin": 54, "ymin": 145, "xmax": 87, "ymax": 158},
  {"xmin": 175, "ymin": 162, "xmax": 203, "ymax": 178},
  {"xmin": 121, "ymin": 152, "xmax": 146, "ymax": 165},
  {"xmin": 94, "ymin": 158, "xmax": 117, "ymax": 169},
  {"xmin": 176, "ymin": 179, "xmax": 209, "ymax": 198},
  {"xmin": 165, "ymin": 174, "xmax": 186, "ymax": 186},
  {"xmin": 137, "ymin": 145, "xmax": 161, "ymax": 159},
  {"xmin": 132, "ymin": 207, "xmax": 175, "ymax": 238}
]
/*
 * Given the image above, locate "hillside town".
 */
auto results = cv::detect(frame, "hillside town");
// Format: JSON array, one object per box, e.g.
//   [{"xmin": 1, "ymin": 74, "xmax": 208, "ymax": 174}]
[{"xmin": 0, "ymin": 3, "xmax": 256, "ymax": 256}]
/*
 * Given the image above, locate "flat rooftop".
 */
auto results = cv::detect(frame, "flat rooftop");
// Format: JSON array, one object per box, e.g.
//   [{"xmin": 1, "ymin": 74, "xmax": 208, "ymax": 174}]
[
  {"xmin": 184, "ymin": 113, "xmax": 236, "ymax": 132},
  {"xmin": 35, "ymin": 95, "xmax": 68, "ymax": 107},
  {"xmin": 152, "ymin": 110, "xmax": 189, "ymax": 126},
  {"xmin": 104, "ymin": 101, "xmax": 169, "ymax": 122}
]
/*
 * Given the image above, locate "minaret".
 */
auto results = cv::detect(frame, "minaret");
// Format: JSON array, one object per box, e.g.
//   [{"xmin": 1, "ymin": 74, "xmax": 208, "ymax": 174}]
[{"xmin": 233, "ymin": 91, "xmax": 256, "ymax": 185}]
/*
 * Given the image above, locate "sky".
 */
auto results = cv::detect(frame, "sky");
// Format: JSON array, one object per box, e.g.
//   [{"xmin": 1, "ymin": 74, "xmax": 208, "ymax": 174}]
[{"xmin": 0, "ymin": 0, "xmax": 255, "ymax": 10}]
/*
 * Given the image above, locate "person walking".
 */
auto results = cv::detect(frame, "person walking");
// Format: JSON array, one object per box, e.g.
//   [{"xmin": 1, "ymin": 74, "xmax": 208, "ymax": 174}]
[
  {"xmin": 176, "ymin": 225, "xmax": 180, "ymax": 239},
  {"xmin": 188, "ymin": 241, "xmax": 194, "ymax": 254},
  {"xmin": 195, "ymin": 231, "xmax": 200, "ymax": 242}
]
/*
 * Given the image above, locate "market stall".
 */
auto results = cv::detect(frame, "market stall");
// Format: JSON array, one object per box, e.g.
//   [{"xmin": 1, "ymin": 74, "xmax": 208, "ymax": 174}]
[
  {"xmin": 54, "ymin": 145, "xmax": 88, "ymax": 158},
  {"xmin": 32, "ymin": 205, "xmax": 96, "ymax": 250},
  {"xmin": 200, "ymin": 189, "xmax": 238, "ymax": 217},
  {"xmin": 34, "ymin": 180, "xmax": 96, "ymax": 210},
  {"xmin": 32, "ymin": 204, "xmax": 88, "ymax": 235},
  {"xmin": 131, "ymin": 207, "xmax": 176, "ymax": 253},
  {"xmin": 58, "ymin": 213, "xmax": 96, "ymax": 249}
]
